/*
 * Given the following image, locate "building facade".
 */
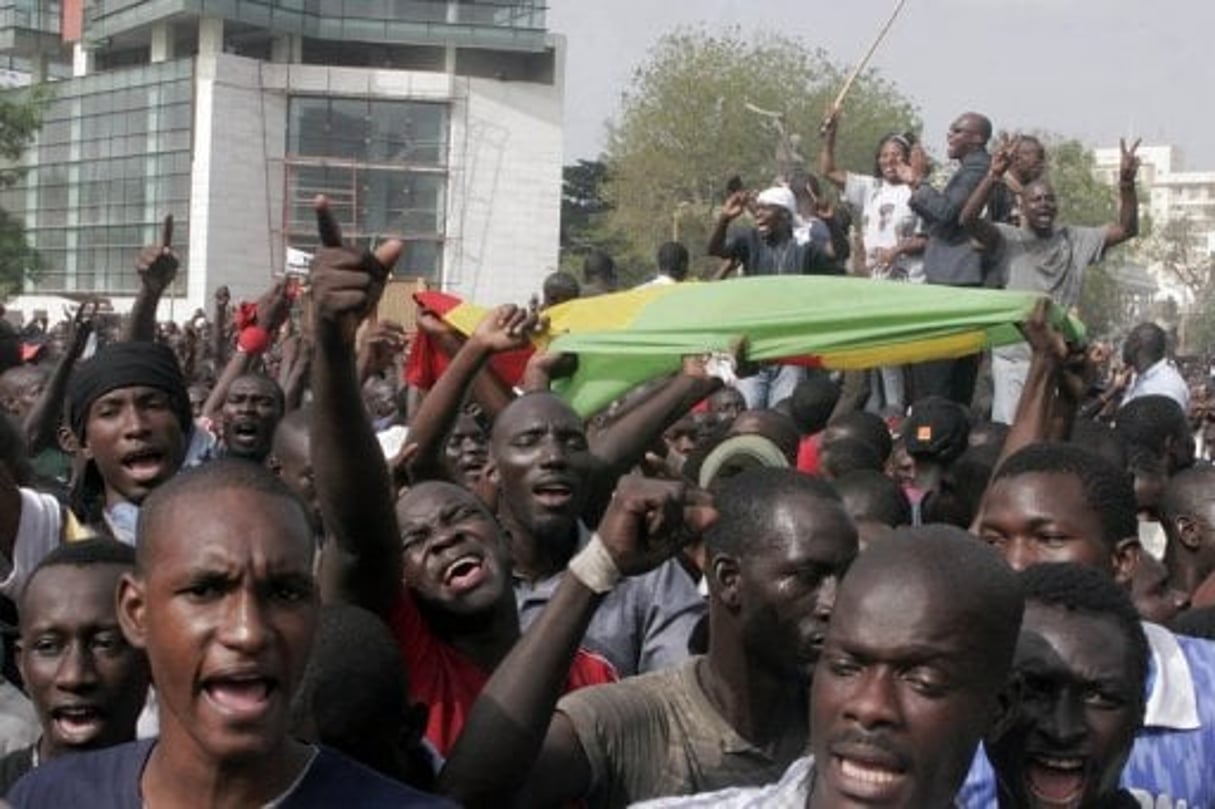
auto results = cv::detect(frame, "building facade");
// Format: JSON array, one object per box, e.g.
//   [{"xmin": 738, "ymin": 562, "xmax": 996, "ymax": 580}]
[{"xmin": 0, "ymin": 0, "xmax": 563, "ymax": 318}]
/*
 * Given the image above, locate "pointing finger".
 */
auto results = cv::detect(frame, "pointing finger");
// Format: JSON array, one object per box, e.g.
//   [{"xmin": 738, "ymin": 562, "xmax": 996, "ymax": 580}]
[
  {"xmin": 315, "ymin": 195, "xmax": 344, "ymax": 247},
  {"xmin": 161, "ymin": 214, "xmax": 174, "ymax": 248}
]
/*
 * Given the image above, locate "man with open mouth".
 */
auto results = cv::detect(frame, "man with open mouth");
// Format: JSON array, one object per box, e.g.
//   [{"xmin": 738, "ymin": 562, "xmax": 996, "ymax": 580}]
[
  {"xmin": 0, "ymin": 539, "xmax": 150, "ymax": 795},
  {"xmin": 987, "ymin": 563, "xmax": 1147, "ymax": 809},
  {"xmin": 7, "ymin": 461, "xmax": 445, "ymax": 807},
  {"xmin": 217, "ymin": 372, "xmax": 284, "ymax": 465},
  {"xmin": 973, "ymin": 442, "xmax": 1215, "ymax": 808},
  {"xmin": 628, "ymin": 526, "xmax": 1024, "ymax": 809}
]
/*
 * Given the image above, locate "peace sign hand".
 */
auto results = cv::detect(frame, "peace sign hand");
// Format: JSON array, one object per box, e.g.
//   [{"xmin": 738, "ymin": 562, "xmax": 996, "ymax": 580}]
[{"xmin": 1119, "ymin": 137, "xmax": 1141, "ymax": 185}]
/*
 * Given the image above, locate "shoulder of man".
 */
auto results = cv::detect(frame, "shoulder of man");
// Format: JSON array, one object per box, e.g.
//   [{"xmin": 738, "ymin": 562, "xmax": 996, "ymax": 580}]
[
  {"xmin": 7, "ymin": 739, "xmax": 150, "ymax": 808},
  {"xmin": 283, "ymin": 747, "xmax": 454, "ymax": 808}
]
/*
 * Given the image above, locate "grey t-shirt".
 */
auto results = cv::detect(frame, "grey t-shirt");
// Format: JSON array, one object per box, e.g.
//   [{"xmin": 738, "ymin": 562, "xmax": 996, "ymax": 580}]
[
  {"xmin": 557, "ymin": 658, "xmax": 807, "ymax": 808},
  {"xmin": 992, "ymin": 223, "xmax": 1106, "ymax": 362},
  {"xmin": 993, "ymin": 223, "xmax": 1106, "ymax": 307}
]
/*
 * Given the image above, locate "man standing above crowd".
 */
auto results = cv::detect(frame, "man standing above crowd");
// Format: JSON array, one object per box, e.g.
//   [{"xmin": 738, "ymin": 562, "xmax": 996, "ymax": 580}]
[
  {"xmin": 707, "ymin": 185, "xmax": 837, "ymax": 408},
  {"xmin": 963, "ymin": 136, "xmax": 1141, "ymax": 423},
  {"xmin": 899, "ymin": 111, "xmax": 995, "ymax": 405}
]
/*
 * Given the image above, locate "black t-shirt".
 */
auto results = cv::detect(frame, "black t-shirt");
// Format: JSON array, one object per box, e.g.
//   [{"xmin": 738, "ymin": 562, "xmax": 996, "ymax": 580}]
[
  {"xmin": 723, "ymin": 227, "xmax": 840, "ymax": 276},
  {"xmin": 0, "ymin": 744, "xmax": 33, "ymax": 796},
  {"xmin": 8, "ymin": 739, "xmax": 450, "ymax": 808}
]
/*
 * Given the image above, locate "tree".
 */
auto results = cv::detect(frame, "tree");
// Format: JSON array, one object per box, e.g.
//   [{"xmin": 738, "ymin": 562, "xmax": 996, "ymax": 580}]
[
  {"xmin": 0, "ymin": 86, "xmax": 48, "ymax": 297},
  {"xmin": 598, "ymin": 28, "xmax": 920, "ymax": 283}
]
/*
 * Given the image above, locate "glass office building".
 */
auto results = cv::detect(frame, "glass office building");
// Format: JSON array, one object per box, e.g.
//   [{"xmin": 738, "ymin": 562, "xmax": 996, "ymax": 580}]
[{"xmin": 0, "ymin": 0, "xmax": 561, "ymax": 314}]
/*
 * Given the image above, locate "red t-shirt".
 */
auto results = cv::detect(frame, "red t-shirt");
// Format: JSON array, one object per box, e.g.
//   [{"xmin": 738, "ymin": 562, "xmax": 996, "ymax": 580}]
[
  {"xmin": 389, "ymin": 589, "xmax": 618, "ymax": 757},
  {"xmin": 797, "ymin": 433, "xmax": 822, "ymax": 475}
]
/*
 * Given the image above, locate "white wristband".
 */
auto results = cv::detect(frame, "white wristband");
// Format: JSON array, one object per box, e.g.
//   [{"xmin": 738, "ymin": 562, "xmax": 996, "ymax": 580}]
[{"xmin": 568, "ymin": 533, "xmax": 621, "ymax": 594}]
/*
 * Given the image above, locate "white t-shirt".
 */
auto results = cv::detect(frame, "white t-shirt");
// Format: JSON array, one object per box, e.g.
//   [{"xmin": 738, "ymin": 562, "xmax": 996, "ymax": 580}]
[{"xmin": 844, "ymin": 173, "xmax": 924, "ymax": 283}]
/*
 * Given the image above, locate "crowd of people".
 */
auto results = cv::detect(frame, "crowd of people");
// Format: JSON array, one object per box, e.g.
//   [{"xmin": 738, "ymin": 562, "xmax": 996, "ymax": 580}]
[{"xmin": 0, "ymin": 108, "xmax": 1211, "ymax": 808}]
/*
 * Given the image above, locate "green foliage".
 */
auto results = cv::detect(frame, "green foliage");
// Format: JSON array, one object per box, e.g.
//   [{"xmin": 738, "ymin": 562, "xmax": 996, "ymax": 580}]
[
  {"xmin": 595, "ymin": 28, "xmax": 919, "ymax": 283},
  {"xmin": 0, "ymin": 85, "xmax": 48, "ymax": 296}
]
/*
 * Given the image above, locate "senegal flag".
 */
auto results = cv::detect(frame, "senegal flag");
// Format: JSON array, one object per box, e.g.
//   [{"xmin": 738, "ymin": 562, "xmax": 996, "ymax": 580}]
[{"xmin": 418, "ymin": 277, "xmax": 1082, "ymax": 418}]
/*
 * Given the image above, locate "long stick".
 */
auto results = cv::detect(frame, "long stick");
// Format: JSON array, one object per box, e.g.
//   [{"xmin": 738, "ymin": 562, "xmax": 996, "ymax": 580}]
[{"xmin": 820, "ymin": 0, "xmax": 910, "ymax": 133}]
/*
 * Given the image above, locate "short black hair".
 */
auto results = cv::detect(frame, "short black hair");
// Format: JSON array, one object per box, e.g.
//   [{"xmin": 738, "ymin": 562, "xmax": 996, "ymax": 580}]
[
  {"xmin": 820, "ymin": 437, "xmax": 883, "ymax": 479},
  {"xmin": 1115, "ymin": 395, "xmax": 1191, "ymax": 461},
  {"xmin": 1173, "ymin": 605, "xmax": 1215, "ymax": 640},
  {"xmin": 1160, "ymin": 465, "xmax": 1215, "ymax": 523},
  {"xmin": 542, "ymin": 271, "xmax": 580, "ymax": 304},
  {"xmin": 825, "ymin": 411, "xmax": 893, "ymax": 464},
  {"xmin": 1126, "ymin": 322, "xmax": 1167, "ymax": 364},
  {"xmin": 705, "ymin": 467, "xmax": 844, "ymax": 558},
  {"xmin": 832, "ymin": 469, "xmax": 911, "ymax": 527},
  {"xmin": 582, "ymin": 250, "xmax": 617, "ymax": 284},
  {"xmin": 992, "ymin": 443, "xmax": 1137, "ymax": 547},
  {"xmin": 136, "ymin": 458, "xmax": 313, "ymax": 570},
  {"xmin": 656, "ymin": 241, "xmax": 690, "ymax": 280},
  {"xmin": 23, "ymin": 538, "xmax": 135, "ymax": 604},
  {"xmin": 291, "ymin": 603, "xmax": 407, "ymax": 744},
  {"xmin": 1068, "ymin": 419, "xmax": 1126, "ymax": 469},
  {"xmin": 968, "ymin": 420, "xmax": 1009, "ymax": 451},
  {"xmin": 851, "ymin": 526, "xmax": 1023, "ymax": 685},
  {"xmin": 229, "ymin": 372, "xmax": 285, "ymax": 416},
  {"xmin": 1019, "ymin": 562, "xmax": 1149, "ymax": 712},
  {"xmin": 788, "ymin": 372, "xmax": 840, "ymax": 435}
]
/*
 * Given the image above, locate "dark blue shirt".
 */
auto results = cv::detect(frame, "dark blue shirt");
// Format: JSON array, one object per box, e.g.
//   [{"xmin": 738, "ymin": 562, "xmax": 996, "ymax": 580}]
[{"xmin": 9, "ymin": 739, "xmax": 450, "ymax": 808}]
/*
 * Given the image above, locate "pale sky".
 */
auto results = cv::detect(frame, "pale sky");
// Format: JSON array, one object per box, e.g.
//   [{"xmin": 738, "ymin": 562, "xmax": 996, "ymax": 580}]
[{"xmin": 548, "ymin": 0, "xmax": 1215, "ymax": 170}]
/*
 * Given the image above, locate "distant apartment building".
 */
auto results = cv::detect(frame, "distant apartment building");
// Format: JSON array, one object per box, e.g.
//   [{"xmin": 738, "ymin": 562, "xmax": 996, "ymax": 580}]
[{"xmin": 0, "ymin": 0, "xmax": 563, "ymax": 318}]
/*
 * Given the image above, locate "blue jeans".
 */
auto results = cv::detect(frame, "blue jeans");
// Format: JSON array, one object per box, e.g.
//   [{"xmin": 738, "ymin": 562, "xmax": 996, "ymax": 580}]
[{"xmin": 738, "ymin": 364, "xmax": 806, "ymax": 410}]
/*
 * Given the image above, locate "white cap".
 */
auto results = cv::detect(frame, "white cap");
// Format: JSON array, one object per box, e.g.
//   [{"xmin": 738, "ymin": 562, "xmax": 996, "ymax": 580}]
[{"xmin": 755, "ymin": 186, "xmax": 797, "ymax": 218}]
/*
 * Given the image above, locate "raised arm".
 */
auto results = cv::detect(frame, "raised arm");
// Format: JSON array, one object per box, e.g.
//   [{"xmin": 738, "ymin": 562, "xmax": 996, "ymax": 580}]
[
  {"xmin": 201, "ymin": 281, "xmax": 290, "ymax": 422},
  {"xmin": 406, "ymin": 305, "xmax": 535, "ymax": 484},
  {"xmin": 23, "ymin": 301, "xmax": 94, "ymax": 454},
  {"xmin": 212, "ymin": 286, "xmax": 231, "ymax": 367},
  {"xmin": 706, "ymin": 191, "xmax": 748, "ymax": 259},
  {"xmin": 904, "ymin": 145, "xmax": 988, "ymax": 228},
  {"xmin": 308, "ymin": 196, "xmax": 405, "ymax": 619},
  {"xmin": 818, "ymin": 109, "xmax": 848, "ymax": 190},
  {"xmin": 997, "ymin": 299, "xmax": 1070, "ymax": 467},
  {"xmin": 1104, "ymin": 137, "xmax": 1141, "ymax": 249},
  {"xmin": 438, "ymin": 476, "xmax": 715, "ymax": 807},
  {"xmin": 959, "ymin": 137, "xmax": 1017, "ymax": 230},
  {"xmin": 123, "ymin": 215, "xmax": 177, "ymax": 343}
]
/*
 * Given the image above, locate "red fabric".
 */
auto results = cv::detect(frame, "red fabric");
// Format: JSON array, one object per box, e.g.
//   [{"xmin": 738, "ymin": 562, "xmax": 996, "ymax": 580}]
[
  {"xmin": 403, "ymin": 291, "xmax": 533, "ymax": 390},
  {"xmin": 797, "ymin": 433, "xmax": 822, "ymax": 475},
  {"xmin": 389, "ymin": 589, "xmax": 617, "ymax": 757},
  {"xmin": 237, "ymin": 325, "xmax": 271, "ymax": 355},
  {"xmin": 234, "ymin": 301, "xmax": 259, "ymax": 331}
]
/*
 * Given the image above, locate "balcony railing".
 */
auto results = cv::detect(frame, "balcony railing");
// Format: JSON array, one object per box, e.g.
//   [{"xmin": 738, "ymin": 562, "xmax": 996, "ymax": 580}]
[
  {"xmin": 0, "ymin": 1, "xmax": 61, "ymax": 36},
  {"xmin": 87, "ymin": 0, "xmax": 548, "ymax": 48}
]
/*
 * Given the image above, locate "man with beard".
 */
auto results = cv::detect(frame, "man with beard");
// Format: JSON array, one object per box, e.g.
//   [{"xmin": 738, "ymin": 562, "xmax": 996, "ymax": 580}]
[
  {"xmin": 636, "ymin": 525, "xmax": 1023, "ymax": 808},
  {"xmin": 0, "ymin": 540, "xmax": 150, "ymax": 793},
  {"xmin": 439, "ymin": 469, "xmax": 857, "ymax": 808},
  {"xmin": 987, "ymin": 563, "xmax": 1148, "ymax": 809},
  {"xmin": 962, "ymin": 137, "xmax": 1141, "ymax": 423}
]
